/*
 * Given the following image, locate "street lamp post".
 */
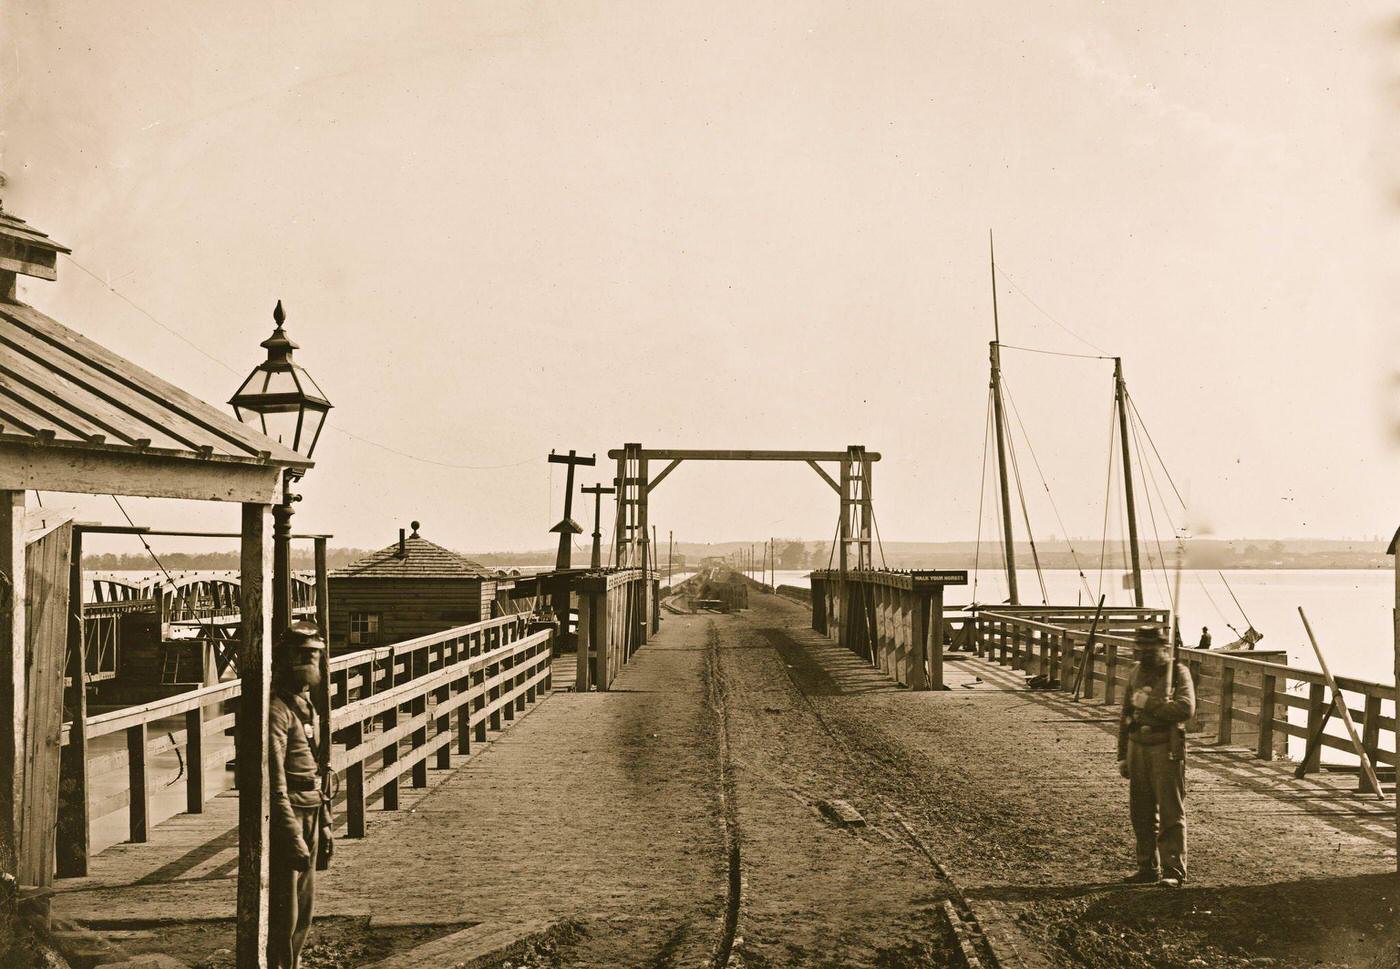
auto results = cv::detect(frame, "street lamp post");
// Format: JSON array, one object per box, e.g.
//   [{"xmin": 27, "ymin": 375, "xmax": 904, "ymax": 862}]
[{"xmin": 230, "ymin": 300, "xmax": 333, "ymax": 634}]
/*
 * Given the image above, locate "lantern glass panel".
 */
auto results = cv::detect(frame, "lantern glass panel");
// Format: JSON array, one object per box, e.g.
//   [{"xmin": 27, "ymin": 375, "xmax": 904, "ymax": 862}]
[
  {"xmin": 258, "ymin": 409, "xmax": 304, "ymax": 450},
  {"xmin": 299, "ymin": 406, "xmax": 328, "ymax": 458}
]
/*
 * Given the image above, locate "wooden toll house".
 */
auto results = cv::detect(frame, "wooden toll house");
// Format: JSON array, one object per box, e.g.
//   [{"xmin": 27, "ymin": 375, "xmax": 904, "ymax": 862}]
[{"xmin": 328, "ymin": 522, "xmax": 509, "ymax": 650}]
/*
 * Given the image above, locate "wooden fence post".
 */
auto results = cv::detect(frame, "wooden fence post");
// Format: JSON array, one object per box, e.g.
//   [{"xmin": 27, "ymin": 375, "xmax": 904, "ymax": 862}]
[
  {"xmin": 929, "ymin": 590, "xmax": 945, "ymax": 691},
  {"xmin": 185, "ymin": 705, "xmax": 204, "ymax": 814},
  {"xmin": 596, "ymin": 587, "xmax": 613, "ymax": 691},
  {"xmin": 1257, "ymin": 674, "xmax": 1277, "ymax": 761},
  {"xmin": 1217, "ymin": 666, "xmax": 1235, "ymax": 744},
  {"xmin": 456, "ymin": 677, "xmax": 472, "ymax": 755},
  {"xmin": 908, "ymin": 592, "xmax": 928, "ymax": 691},
  {"xmin": 1303, "ymin": 682, "xmax": 1326, "ymax": 773},
  {"xmin": 435, "ymin": 684, "xmax": 451, "ymax": 771},
  {"xmin": 1360, "ymin": 693, "xmax": 1382, "ymax": 794},
  {"xmin": 344, "ymin": 721, "xmax": 365, "ymax": 838},
  {"xmin": 126, "ymin": 723, "xmax": 148, "ymax": 842}
]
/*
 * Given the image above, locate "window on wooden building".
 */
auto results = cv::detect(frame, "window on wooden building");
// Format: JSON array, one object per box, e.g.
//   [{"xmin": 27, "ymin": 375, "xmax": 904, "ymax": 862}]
[{"xmin": 349, "ymin": 612, "xmax": 381, "ymax": 645}]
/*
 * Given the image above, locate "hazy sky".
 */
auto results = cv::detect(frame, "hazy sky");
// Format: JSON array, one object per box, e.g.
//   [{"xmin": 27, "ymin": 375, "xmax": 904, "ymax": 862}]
[{"xmin": 3, "ymin": 1, "xmax": 1397, "ymax": 556}]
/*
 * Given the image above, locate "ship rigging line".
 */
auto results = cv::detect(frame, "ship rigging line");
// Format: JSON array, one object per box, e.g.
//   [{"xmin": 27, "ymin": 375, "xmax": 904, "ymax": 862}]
[
  {"xmin": 997, "ymin": 375, "xmax": 1048, "ymax": 603},
  {"xmin": 997, "ymin": 343, "xmax": 1114, "ymax": 361},
  {"xmin": 1095, "ymin": 395, "xmax": 1118, "ymax": 602},
  {"xmin": 992, "ymin": 263, "xmax": 1112, "ymax": 356},
  {"xmin": 1001, "ymin": 377, "xmax": 1095, "ymax": 600},
  {"xmin": 1127, "ymin": 391, "xmax": 1253, "ymax": 633},
  {"xmin": 972, "ymin": 388, "xmax": 994, "ymax": 604},
  {"xmin": 1126, "ymin": 401, "xmax": 1172, "ymax": 605}
]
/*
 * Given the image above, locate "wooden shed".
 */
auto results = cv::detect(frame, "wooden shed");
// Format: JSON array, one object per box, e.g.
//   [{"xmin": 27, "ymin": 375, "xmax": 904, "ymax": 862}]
[{"xmin": 328, "ymin": 523, "xmax": 509, "ymax": 650}]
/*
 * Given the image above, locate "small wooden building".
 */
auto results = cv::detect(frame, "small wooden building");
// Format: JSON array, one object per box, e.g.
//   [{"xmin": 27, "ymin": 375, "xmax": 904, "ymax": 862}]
[{"xmin": 328, "ymin": 523, "xmax": 510, "ymax": 650}]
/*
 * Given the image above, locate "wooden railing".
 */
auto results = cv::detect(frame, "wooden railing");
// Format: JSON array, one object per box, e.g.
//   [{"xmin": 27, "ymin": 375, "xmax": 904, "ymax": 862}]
[
  {"xmin": 975, "ymin": 610, "xmax": 1396, "ymax": 791},
  {"xmin": 808, "ymin": 569, "xmax": 968, "ymax": 690},
  {"xmin": 575, "ymin": 569, "xmax": 649, "ymax": 691},
  {"xmin": 55, "ymin": 613, "xmax": 552, "ymax": 877}
]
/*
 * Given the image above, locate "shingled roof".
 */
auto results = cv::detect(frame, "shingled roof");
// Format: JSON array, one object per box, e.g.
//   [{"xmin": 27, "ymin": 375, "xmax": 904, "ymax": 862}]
[{"xmin": 332, "ymin": 529, "xmax": 492, "ymax": 580}]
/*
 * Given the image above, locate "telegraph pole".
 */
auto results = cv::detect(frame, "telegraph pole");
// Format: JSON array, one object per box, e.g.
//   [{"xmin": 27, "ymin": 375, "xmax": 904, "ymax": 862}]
[
  {"xmin": 582, "ymin": 481, "xmax": 614, "ymax": 570},
  {"xmin": 1114, "ymin": 358, "xmax": 1145, "ymax": 606},
  {"xmin": 989, "ymin": 232, "xmax": 1019, "ymax": 605},
  {"xmin": 549, "ymin": 449, "xmax": 596, "ymax": 571}
]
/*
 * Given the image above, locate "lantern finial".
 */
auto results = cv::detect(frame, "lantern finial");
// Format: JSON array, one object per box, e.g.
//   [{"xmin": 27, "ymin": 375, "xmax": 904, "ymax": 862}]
[{"xmin": 273, "ymin": 299, "xmax": 285, "ymax": 326}]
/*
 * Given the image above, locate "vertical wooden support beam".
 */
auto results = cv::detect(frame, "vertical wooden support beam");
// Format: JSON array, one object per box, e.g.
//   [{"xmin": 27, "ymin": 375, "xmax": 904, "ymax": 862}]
[
  {"xmin": 344, "ymin": 721, "xmax": 365, "ymax": 838},
  {"xmin": 1257, "ymin": 673, "xmax": 1277, "ymax": 761},
  {"xmin": 908, "ymin": 592, "xmax": 928, "ymax": 691},
  {"xmin": 57, "ymin": 524, "xmax": 89, "ymax": 877},
  {"xmin": 126, "ymin": 723, "xmax": 148, "ymax": 842},
  {"xmin": 596, "ymin": 589, "xmax": 612, "ymax": 692},
  {"xmin": 0, "ymin": 491, "xmax": 23, "ymax": 882},
  {"xmin": 410, "ymin": 649, "xmax": 428, "ymax": 788},
  {"xmin": 1303, "ymin": 682, "xmax": 1327, "ymax": 772},
  {"xmin": 456, "ymin": 679, "xmax": 472, "ymax": 755},
  {"xmin": 576, "ymin": 593, "xmax": 592, "ymax": 692},
  {"xmin": 313, "ymin": 538, "xmax": 331, "ymax": 779},
  {"xmin": 1104, "ymin": 642, "xmax": 1119, "ymax": 705},
  {"xmin": 930, "ymin": 590, "xmax": 945, "ymax": 691},
  {"xmin": 1360, "ymin": 693, "xmax": 1382, "ymax": 794},
  {"xmin": 185, "ymin": 705, "xmax": 204, "ymax": 814},
  {"xmin": 473, "ymin": 669, "xmax": 487, "ymax": 744},
  {"xmin": 1217, "ymin": 665, "xmax": 1235, "ymax": 744},
  {"xmin": 381, "ymin": 705, "xmax": 400, "ymax": 810},
  {"xmin": 236, "ymin": 501, "xmax": 273, "ymax": 969},
  {"xmin": 435, "ymin": 685, "xmax": 451, "ymax": 770}
]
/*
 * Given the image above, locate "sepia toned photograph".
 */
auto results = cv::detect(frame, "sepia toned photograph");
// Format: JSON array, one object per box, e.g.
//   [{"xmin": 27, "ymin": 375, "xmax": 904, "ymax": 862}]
[{"xmin": 1, "ymin": 3, "xmax": 1398, "ymax": 967}]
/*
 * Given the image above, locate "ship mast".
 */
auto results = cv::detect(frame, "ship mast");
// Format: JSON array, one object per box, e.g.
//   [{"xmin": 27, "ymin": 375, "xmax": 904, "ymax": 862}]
[
  {"xmin": 1114, "ymin": 358, "xmax": 1145, "ymax": 606},
  {"xmin": 989, "ymin": 232, "xmax": 1019, "ymax": 605}
]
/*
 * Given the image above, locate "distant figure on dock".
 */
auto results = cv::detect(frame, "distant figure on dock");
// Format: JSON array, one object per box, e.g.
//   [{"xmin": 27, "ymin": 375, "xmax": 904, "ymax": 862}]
[
  {"xmin": 269, "ymin": 622, "xmax": 333, "ymax": 968},
  {"xmin": 1197, "ymin": 626, "xmax": 1212, "ymax": 649},
  {"xmin": 1117, "ymin": 626, "xmax": 1196, "ymax": 888}
]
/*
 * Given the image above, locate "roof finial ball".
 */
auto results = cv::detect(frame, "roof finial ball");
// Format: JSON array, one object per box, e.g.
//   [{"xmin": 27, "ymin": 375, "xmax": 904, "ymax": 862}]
[{"xmin": 410, "ymin": 520, "xmax": 421, "ymax": 538}]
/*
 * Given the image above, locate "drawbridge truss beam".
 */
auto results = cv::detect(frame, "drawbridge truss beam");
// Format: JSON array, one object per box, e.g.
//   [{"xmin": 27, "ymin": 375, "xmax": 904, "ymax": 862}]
[{"xmin": 608, "ymin": 445, "xmax": 881, "ymax": 577}]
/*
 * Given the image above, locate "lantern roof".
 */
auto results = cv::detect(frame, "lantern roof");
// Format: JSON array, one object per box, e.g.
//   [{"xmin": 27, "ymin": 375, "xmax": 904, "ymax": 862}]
[{"xmin": 0, "ymin": 300, "xmax": 310, "ymax": 470}]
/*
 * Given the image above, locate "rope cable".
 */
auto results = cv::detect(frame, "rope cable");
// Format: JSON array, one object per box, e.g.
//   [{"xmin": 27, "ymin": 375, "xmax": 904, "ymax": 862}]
[
  {"xmin": 972, "ymin": 388, "xmax": 994, "ymax": 604},
  {"xmin": 997, "ymin": 344, "xmax": 1115, "ymax": 362},
  {"xmin": 1096, "ymin": 394, "xmax": 1118, "ymax": 602},
  {"xmin": 1001, "ymin": 379, "xmax": 1094, "ymax": 600},
  {"xmin": 1126, "ymin": 393, "xmax": 1188, "ymax": 512},
  {"xmin": 64, "ymin": 253, "xmax": 537, "ymax": 473},
  {"xmin": 1126, "ymin": 405, "xmax": 1171, "ymax": 607},
  {"xmin": 992, "ymin": 263, "xmax": 1112, "ymax": 356},
  {"xmin": 998, "ymin": 375, "xmax": 1048, "ymax": 603}
]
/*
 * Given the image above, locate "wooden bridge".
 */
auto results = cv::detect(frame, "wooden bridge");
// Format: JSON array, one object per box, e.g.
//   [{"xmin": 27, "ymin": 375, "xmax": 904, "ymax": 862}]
[{"xmin": 41, "ymin": 579, "xmax": 1400, "ymax": 969}]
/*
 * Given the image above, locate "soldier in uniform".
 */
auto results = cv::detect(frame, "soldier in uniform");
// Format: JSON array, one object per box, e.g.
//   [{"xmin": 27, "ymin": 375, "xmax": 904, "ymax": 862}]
[
  {"xmin": 269, "ymin": 621, "xmax": 332, "ymax": 968},
  {"xmin": 1117, "ymin": 625, "xmax": 1195, "ymax": 887}
]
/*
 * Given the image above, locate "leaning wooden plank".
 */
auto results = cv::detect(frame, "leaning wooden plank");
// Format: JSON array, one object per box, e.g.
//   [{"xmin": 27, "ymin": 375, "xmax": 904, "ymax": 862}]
[{"xmin": 1298, "ymin": 606, "xmax": 1385, "ymax": 799}]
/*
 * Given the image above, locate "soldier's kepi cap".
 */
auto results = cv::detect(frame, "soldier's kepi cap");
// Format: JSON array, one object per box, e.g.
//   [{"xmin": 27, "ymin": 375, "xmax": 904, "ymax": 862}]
[
  {"xmin": 274, "ymin": 620, "xmax": 326, "ymax": 653},
  {"xmin": 1133, "ymin": 625, "xmax": 1168, "ymax": 648}
]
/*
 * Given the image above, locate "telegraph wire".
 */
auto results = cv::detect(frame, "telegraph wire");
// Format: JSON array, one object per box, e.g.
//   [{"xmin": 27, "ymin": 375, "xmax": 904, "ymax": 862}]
[{"xmin": 62, "ymin": 253, "xmax": 537, "ymax": 472}]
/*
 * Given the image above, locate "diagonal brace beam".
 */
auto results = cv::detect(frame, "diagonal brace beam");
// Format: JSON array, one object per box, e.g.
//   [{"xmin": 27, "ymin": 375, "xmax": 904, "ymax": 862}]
[
  {"xmin": 646, "ymin": 459, "xmax": 683, "ymax": 494},
  {"xmin": 807, "ymin": 460, "xmax": 840, "ymax": 494}
]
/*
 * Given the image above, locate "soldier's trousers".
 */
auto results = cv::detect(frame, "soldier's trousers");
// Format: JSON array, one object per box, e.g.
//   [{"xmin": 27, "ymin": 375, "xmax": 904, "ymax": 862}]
[
  {"xmin": 1128, "ymin": 739, "xmax": 1186, "ymax": 876},
  {"xmin": 269, "ymin": 806, "xmax": 319, "ymax": 969}
]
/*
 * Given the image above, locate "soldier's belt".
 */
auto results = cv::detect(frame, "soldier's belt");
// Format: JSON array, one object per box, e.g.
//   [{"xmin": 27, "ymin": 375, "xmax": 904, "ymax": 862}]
[{"xmin": 288, "ymin": 776, "xmax": 319, "ymax": 791}]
